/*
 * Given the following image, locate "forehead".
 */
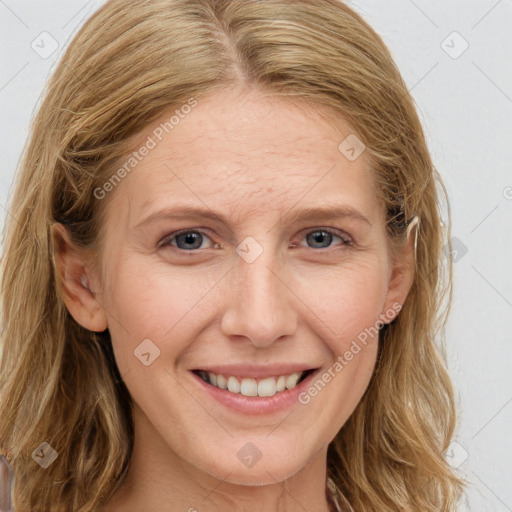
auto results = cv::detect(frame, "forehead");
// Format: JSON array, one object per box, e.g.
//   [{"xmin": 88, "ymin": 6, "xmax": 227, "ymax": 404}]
[{"xmin": 105, "ymin": 86, "xmax": 382, "ymax": 228}]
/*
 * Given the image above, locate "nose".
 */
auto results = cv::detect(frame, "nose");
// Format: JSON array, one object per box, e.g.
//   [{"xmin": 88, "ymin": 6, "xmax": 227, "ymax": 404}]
[{"xmin": 220, "ymin": 245, "xmax": 298, "ymax": 348}]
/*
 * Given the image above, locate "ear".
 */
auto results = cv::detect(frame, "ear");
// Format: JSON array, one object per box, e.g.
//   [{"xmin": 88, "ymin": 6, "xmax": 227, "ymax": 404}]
[
  {"xmin": 380, "ymin": 219, "xmax": 418, "ymax": 324},
  {"xmin": 51, "ymin": 222, "xmax": 108, "ymax": 332}
]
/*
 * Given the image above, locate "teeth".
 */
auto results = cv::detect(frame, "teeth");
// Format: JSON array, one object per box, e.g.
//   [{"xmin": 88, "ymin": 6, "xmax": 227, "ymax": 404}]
[
  {"xmin": 216, "ymin": 374, "xmax": 227, "ymax": 389},
  {"xmin": 227, "ymin": 376, "xmax": 241, "ymax": 393},
  {"xmin": 240, "ymin": 378, "xmax": 258, "ymax": 396},
  {"xmin": 258, "ymin": 377, "xmax": 277, "ymax": 397},
  {"xmin": 199, "ymin": 370, "xmax": 306, "ymax": 397},
  {"xmin": 285, "ymin": 373, "xmax": 300, "ymax": 389}
]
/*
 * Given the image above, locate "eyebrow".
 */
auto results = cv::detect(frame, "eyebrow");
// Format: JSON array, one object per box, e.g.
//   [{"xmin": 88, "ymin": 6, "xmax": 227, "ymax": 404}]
[{"xmin": 134, "ymin": 203, "xmax": 371, "ymax": 229}]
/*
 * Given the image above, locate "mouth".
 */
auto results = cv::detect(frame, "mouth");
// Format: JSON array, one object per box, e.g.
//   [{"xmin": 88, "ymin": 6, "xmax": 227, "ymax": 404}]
[{"xmin": 191, "ymin": 368, "xmax": 317, "ymax": 398}]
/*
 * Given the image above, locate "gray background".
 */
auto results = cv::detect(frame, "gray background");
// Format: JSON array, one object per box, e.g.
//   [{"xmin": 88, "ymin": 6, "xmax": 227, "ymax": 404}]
[{"xmin": 1, "ymin": 1, "xmax": 511, "ymax": 510}]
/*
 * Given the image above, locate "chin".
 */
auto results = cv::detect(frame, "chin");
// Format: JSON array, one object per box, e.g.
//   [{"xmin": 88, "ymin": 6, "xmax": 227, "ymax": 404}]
[{"xmin": 186, "ymin": 439, "xmax": 314, "ymax": 487}]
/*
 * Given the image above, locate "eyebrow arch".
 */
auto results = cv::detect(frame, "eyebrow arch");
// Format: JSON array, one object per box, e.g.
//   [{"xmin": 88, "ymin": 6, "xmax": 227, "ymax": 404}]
[{"xmin": 134, "ymin": 203, "xmax": 372, "ymax": 229}]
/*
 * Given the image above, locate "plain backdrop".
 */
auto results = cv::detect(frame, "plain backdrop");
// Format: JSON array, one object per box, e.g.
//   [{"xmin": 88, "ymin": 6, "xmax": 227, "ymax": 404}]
[{"xmin": 1, "ymin": 1, "xmax": 511, "ymax": 511}]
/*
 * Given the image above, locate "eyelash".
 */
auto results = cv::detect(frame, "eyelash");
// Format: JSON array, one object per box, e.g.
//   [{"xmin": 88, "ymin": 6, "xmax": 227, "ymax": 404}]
[{"xmin": 159, "ymin": 227, "xmax": 353, "ymax": 252}]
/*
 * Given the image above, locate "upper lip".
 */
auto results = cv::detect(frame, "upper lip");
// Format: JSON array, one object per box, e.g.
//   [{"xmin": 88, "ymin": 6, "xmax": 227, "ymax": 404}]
[{"xmin": 190, "ymin": 363, "xmax": 319, "ymax": 379}]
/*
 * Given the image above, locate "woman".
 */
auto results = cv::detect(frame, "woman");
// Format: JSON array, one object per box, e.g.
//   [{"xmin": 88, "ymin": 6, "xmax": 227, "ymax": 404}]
[{"xmin": 0, "ymin": 0, "xmax": 465, "ymax": 510}]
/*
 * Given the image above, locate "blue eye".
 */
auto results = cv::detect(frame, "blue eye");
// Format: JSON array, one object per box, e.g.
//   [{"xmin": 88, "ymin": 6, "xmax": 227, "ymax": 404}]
[
  {"xmin": 160, "ymin": 228, "xmax": 352, "ymax": 251},
  {"xmin": 304, "ymin": 229, "xmax": 351, "ymax": 249},
  {"xmin": 164, "ymin": 230, "xmax": 214, "ymax": 250}
]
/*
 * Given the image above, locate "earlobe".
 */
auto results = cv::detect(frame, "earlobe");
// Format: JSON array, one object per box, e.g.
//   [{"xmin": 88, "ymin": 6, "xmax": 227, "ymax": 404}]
[
  {"xmin": 51, "ymin": 223, "xmax": 108, "ymax": 333},
  {"xmin": 381, "ymin": 218, "xmax": 418, "ymax": 323}
]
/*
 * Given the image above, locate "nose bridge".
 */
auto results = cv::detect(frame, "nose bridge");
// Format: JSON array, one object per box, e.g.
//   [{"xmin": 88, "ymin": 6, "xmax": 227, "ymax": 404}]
[{"xmin": 220, "ymin": 236, "xmax": 297, "ymax": 346}]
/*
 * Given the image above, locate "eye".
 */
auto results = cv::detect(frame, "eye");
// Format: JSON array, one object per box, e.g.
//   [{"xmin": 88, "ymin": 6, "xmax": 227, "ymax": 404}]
[
  {"xmin": 160, "ymin": 229, "xmax": 215, "ymax": 251},
  {"xmin": 159, "ymin": 227, "xmax": 352, "ymax": 252},
  {"xmin": 301, "ymin": 228, "xmax": 353, "ymax": 249}
]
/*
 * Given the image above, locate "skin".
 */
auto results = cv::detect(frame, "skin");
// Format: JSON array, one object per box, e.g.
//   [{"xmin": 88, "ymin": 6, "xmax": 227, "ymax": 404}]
[{"xmin": 53, "ymin": 84, "xmax": 415, "ymax": 512}]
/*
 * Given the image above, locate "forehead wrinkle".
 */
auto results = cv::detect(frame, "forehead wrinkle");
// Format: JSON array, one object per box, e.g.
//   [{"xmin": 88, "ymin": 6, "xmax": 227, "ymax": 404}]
[
  {"xmin": 174, "ymin": 101, "xmax": 337, "ymax": 153},
  {"xmin": 179, "ymin": 121, "xmax": 334, "ymax": 152},
  {"xmin": 167, "ymin": 140, "xmax": 333, "ymax": 193},
  {"xmin": 112, "ymin": 89, "xmax": 371, "ymax": 238}
]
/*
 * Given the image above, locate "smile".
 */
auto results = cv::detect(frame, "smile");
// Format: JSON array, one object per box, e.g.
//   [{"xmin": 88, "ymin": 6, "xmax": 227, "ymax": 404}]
[{"xmin": 194, "ymin": 369, "xmax": 314, "ymax": 397}]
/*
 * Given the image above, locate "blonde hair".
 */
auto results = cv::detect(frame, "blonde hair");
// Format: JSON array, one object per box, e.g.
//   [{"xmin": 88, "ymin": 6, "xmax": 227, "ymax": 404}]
[{"xmin": 0, "ymin": 0, "xmax": 465, "ymax": 510}]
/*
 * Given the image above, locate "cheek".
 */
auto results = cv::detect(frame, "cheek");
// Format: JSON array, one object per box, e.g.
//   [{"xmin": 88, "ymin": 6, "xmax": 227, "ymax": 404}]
[
  {"xmin": 293, "ymin": 262, "xmax": 387, "ymax": 429},
  {"xmin": 103, "ymin": 248, "xmax": 389, "ymax": 368},
  {"xmin": 101, "ymin": 255, "xmax": 219, "ymax": 363},
  {"xmin": 294, "ymin": 257, "xmax": 389, "ymax": 353}
]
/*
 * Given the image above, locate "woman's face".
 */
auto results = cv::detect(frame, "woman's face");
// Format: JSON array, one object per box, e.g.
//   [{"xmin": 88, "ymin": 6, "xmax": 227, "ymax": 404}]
[{"xmin": 83, "ymin": 86, "xmax": 409, "ymax": 486}]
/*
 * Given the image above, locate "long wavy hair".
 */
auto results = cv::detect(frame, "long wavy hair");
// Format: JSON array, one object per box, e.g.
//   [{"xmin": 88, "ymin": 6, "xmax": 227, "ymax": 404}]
[{"xmin": 0, "ymin": 0, "xmax": 465, "ymax": 510}]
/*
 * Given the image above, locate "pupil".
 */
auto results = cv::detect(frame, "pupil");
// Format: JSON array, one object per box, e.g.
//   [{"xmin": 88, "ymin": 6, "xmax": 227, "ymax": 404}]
[
  {"xmin": 178, "ymin": 232, "xmax": 201, "ymax": 250},
  {"xmin": 308, "ymin": 231, "xmax": 331, "ymax": 248}
]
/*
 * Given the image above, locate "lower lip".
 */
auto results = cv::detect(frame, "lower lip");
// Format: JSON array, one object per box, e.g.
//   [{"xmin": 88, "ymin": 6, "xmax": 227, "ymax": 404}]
[{"xmin": 190, "ymin": 370, "xmax": 320, "ymax": 415}]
